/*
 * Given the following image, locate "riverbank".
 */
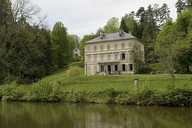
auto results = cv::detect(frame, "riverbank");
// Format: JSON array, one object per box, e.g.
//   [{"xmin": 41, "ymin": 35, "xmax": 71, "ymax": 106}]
[{"xmin": 0, "ymin": 69, "xmax": 192, "ymax": 106}]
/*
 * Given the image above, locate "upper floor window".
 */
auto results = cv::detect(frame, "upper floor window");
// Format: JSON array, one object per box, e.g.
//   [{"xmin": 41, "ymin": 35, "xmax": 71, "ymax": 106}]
[
  {"xmin": 94, "ymin": 46, "xmax": 97, "ymax": 51},
  {"xmin": 121, "ymin": 53, "xmax": 126, "ymax": 60},
  {"xmin": 121, "ymin": 43, "xmax": 125, "ymax": 49},
  {"xmin": 101, "ymin": 54, "xmax": 104, "ymax": 61},
  {"xmin": 115, "ymin": 44, "xmax": 118, "ymax": 50},
  {"xmin": 100, "ymin": 45, "xmax": 104, "ymax": 51},
  {"xmin": 94, "ymin": 55, "xmax": 97, "ymax": 62},
  {"xmin": 108, "ymin": 54, "xmax": 111, "ymax": 60},
  {"xmin": 86, "ymin": 55, "xmax": 91, "ymax": 62},
  {"xmin": 107, "ymin": 44, "xmax": 110, "ymax": 50},
  {"xmin": 115, "ymin": 54, "xmax": 118, "ymax": 60}
]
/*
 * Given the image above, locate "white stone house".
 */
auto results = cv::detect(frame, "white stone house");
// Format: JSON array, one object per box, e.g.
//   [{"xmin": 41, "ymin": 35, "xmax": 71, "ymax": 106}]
[{"xmin": 84, "ymin": 31, "xmax": 144, "ymax": 76}]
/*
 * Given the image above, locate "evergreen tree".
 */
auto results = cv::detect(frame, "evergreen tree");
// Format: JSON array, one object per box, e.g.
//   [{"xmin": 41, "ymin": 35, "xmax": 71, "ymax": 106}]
[
  {"xmin": 176, "ymin": 0, "xmax": 186, "ymax": 13},
  {"xmin": 51, "ymin": 22, "xmax": 69, "ymax": 68},
  {"xmin": 120, "ymin": 12, "xmax": 138, "ymax": 36},
  {"xmin": 0, "ymin": 0, "xmax": 13, "ymax": 25},
  {"xmin": 120, "ymin": 17, "xmax": 129, "ymax": 33},
  {"xmin": 155, "ymin": 10, "xmax": 192, "ymax": 73}
]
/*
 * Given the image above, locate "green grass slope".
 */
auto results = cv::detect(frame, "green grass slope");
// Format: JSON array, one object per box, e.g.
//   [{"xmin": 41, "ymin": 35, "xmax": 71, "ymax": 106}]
[{"xmin": 1, "ymin": 66, "xmax": 192, "ymax": 106}]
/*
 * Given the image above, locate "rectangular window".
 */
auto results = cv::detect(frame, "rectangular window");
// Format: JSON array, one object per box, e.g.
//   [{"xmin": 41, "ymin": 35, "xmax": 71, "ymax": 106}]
[
  {"xmin": 95, "ymin": 55, "xmax": 97, "ymax": 62},
  {"xmin": 108, "ymin": 54, "xmax": 111, "ymax": 60},
  {"xmin": 100, "ymin": 45, "xmax": 103, "ymax": 51},
  {"xmin": 115, "ymin": 65, "xmax": 118, "ymax": 71},
  {"xmin": 107, "ymin": 44, "xmax": 110, "ymax": 50},
  {"xmin": 121, "ymin": 53, "xmax": 126, "ymax": 60},
  {"xmin": 94, "ymin": 46, "xmax": 97, "ymax": 51},
  {"xmin": 115, "ymin": 54, "xmax": 118, "ymax": 60},
  {"xmin": 121, "ymin": 43, "xmax": 125, "ymax": 49},
  {"xmin": 100, "ymin": 65, "xmax": 104, "ymax": 72},
  {"xmin": 115, "ymin": 44, "xmax": 118, "ymax": 50},
  {"xmin": 122, "ymin": 64, "xmax": 126, "ymax": 71},
  {"xmin": 101, "ymin": 55, "xmax": 103, "ymax": 61},
  {"xmin": 129, "ymin": 64, "xmax": 133, "ymax": 71}
]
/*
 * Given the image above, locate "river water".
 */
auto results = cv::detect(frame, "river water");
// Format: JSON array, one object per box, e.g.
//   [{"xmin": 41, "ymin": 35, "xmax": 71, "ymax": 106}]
[{"xmin": 0, "ymin": 102, "xmax": 191, "ymax": 128}]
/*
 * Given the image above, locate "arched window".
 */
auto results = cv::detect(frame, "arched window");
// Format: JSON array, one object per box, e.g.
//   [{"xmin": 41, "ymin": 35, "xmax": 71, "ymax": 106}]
[{"xmin": 121, "ymin": 53, "xmax": 126, "ymax": 60}]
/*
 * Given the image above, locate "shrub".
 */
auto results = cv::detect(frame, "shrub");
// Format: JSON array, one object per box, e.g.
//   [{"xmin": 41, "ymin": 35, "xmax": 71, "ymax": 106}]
[{"xmin": 29, "ymin": 82, "xmax": 62, "ymax": 102}]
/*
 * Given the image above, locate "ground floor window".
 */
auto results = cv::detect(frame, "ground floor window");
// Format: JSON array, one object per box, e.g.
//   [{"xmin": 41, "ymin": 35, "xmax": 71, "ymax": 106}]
[
  {"xmin": 122, "ymin": 64, "xmax": 126, "ymax": 71},
  {"xmin": 115, "ymin": 65, "xmax": 118, "ymax": 71},
  {"xmin": 100, "ymin": 65, "xmax": 104, "ymax": 72},
  {"xmin": 129, "ymin": 64, "xmax": 133, "ymax": 71},
  {"xmin": 108, "ymin": 65, "xmax": 111, "ymax": 73}
]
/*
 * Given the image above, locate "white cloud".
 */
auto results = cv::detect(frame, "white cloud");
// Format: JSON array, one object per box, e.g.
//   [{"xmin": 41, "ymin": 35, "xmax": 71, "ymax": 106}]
[{"xmin": 31, "ymin": 0, "xmax": 177, "ymax": 36}]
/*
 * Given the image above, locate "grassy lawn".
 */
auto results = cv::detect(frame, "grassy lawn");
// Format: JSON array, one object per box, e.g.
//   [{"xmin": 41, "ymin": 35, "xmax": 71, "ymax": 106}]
[
  {"xmin": 1, "ymin": 67, "xmax": 192, "ymax": 106},
  {"xmin": 41, "ymin": 70, "xmax": 192, "ymax": 92}
]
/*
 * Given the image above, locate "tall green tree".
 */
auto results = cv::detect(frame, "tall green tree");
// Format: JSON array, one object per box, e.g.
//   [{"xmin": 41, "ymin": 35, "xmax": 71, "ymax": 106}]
[
  {"xmin": 51, "ymin": 22, "xmax": 69, "ymax": 68},
  {"xmin": 176, "ymin": 0, "xmax": 186, "ymax": 13},
  {"xmin": 135, "ymin": 4, "xmax": 170, "ymax": 65},
  {"xmin": 0, "ymin": 0, "xmax": 13, "ymax": 25},
  {"xmin": 120, "ymin": 12, "xmax": 138, "ymax": 36},
  {"xmin": 0, "ymin": 0, "xmax": 14, "ymax": 82},
  {"xmin": 175, "ymin": 10, "xmax": 192, "ymax": 73},
  {"xmin": 156, "ymin": 10, "xmax": 192, "ymax": 73},
  {"xmin": 155, "ymin": 21, "xmax": 177, "ymax": 74},
  {"xmin": 102, "ymin": 17, "xmax": 120, "ymax": 33},
  {"xmin": 67, "ymin": 35, "xmax": 79, "ymax": 61}
]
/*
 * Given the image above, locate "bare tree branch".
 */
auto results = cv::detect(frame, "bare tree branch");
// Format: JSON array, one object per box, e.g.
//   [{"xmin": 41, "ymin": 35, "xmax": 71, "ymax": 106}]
[{"xmin": 12, "ymin": 0, "xmax": 41, "ymax": 22}]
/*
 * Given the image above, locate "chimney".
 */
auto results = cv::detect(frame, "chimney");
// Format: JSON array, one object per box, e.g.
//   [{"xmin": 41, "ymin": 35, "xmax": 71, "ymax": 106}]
[
  {"xmin": 100, "ymin": 32, "xmax": 105, "ymax": 39},
  {"xmin": 119, "ymin": 29, "xmax": 125, "ymax": 37}
]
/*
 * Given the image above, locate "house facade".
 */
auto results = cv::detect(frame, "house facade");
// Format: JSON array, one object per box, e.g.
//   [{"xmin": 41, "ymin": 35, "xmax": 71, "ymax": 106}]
[{"xmin": 84, "ymin": 31, "xmax": 144, "ymax": 76}]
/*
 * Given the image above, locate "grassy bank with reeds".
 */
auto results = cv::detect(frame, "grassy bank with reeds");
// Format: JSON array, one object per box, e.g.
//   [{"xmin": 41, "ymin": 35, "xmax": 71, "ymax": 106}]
[{"xmin": 0, "ymin": 67, "xmax": 192, "ymax": 106}]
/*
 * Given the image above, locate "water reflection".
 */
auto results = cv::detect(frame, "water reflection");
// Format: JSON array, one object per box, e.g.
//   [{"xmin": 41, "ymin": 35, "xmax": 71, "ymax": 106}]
[{"xmin": 0, "ymin": 102, "xmax": 191, "ymax": 128}]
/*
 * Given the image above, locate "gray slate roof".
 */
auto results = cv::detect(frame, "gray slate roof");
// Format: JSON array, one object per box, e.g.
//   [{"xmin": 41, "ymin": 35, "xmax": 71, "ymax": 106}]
[{"xmin": 87, "ymin": 32, "xmax": 136, "ymax": 44}]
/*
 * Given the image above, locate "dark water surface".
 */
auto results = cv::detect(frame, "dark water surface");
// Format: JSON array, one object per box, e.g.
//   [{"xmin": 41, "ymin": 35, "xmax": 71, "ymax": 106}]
[{"xmin": 0, "ymin": 102, "xmax": 192, "ymax": 128}]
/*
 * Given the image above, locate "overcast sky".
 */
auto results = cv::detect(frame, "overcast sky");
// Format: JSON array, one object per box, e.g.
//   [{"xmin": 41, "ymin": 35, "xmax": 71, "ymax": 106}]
[{"xmin": 31, "ymin": 0, "xmax": 177, "ymax": 37}]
